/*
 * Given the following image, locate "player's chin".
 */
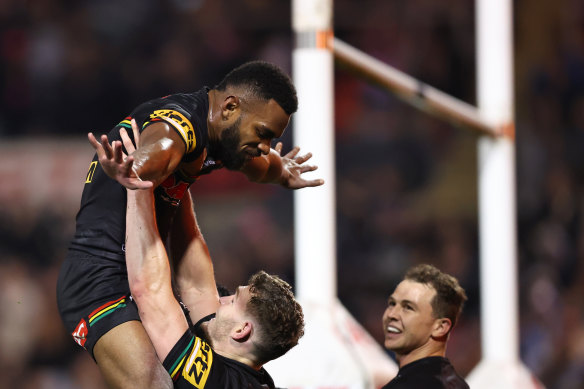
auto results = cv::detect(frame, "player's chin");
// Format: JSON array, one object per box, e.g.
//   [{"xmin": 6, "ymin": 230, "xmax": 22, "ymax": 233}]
[
  {"xmin": 219, "ymin": 151, "xmax": 242, "ymax": 169},
  {"xmin": 230, "ymin": 154, "xmax": 254, "ymax": 170},
  {"xmin": 225, "ymin": 159, "xmax": 247, "ymax": 171},
  {"xmin": 384, "ymin": 333, "xmax": 401, "ymax": 348}
]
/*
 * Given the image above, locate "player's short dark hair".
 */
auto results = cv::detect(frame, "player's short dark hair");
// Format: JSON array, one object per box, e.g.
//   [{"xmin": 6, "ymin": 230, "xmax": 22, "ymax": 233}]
[
  {"xmin": 404, "ymin": 264, "xmax": 467, "ymax": 329},
  {"xmin": 245, "ymin": 271, "xmax": 304, "ymax": 364},
  {"xmin": 214, "ymin": 61, "xmax": 298, "ymax": 115}
]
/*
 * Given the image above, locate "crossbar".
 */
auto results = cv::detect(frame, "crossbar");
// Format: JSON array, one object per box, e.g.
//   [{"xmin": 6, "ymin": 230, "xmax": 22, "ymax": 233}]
[{"xmin": 332, "ymin": 37, "xmax": 499, "ymax": 137}]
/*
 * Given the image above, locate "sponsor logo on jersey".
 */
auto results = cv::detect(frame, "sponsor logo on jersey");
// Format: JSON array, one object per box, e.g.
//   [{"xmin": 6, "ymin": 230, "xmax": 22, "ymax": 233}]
[
  {"xmin": 198, "ymin": 156, "xmax": 223, "ymax": 176},
  {"xmin": 158, "ymin": 174, "xmax": 190, "ymax": 206},
  {"xmin": 72, "ymin": 318, "xmax": 88, "ymax": 348},
  {"xmin": 149, "ymin": 109, "xmax": 196, "ymax": 154},
  {"xmin": 203, "ymin": 158, "xmax": 218, "ymax": 169},
  {"xmin": 183, "ymin": 338, "xmax": 213, "ymax": 387}
]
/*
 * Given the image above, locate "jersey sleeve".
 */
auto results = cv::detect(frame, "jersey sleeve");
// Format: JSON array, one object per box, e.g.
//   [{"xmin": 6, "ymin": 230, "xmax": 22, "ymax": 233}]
[
  {"xmin": 163, "ymin": 329, "xmax": 214, "ymax": 388},
  {"xmin": 144, "ymin": 108, "xmax": 198, "ymax": 155}
]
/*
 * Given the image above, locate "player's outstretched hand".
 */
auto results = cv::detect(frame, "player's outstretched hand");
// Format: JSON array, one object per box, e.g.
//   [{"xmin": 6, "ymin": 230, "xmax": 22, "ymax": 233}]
[
  {"xmin": 276, "ymin": 142, "xmax": 324, "ymax": 189},
  {"xmin": 87, "ymin": 119, "xmax": 153, "ymax": 190}
]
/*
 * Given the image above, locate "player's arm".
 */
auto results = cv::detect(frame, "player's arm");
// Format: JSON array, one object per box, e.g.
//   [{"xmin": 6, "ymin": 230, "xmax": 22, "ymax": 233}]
[
  {"xmin": 130, "ymin": 121, "xmax": 186, "ymax": 187},
  {"xmin": 169, "ymin": 190, "xmax": 220, "ymax": 324},
  {"xmin": 240, "ymin": 142, "xmax": 324, "ymax": 189},
  {"xmin": 125, "ymin": 187, "xmax": 188, "ymax": 361},
  {"xmin": 88, "ymin": 120, "xmax": 187, "ymax": 189}
]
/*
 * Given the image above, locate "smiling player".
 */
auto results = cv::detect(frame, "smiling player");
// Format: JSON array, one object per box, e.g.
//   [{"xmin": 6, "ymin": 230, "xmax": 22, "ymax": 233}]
[{"xmin": 381, "ymin": 264, "xmax": 469, "ymax": 389}]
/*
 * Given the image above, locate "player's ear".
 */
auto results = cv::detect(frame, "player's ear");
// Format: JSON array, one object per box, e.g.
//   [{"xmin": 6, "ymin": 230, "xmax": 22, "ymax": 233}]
[
  {"xmin": 232, "ymin": 321, "xmax": 252, "ymax": 342},
  {"xmin": 221, "ymin": 96, "xmax": 240, "ymax": 120},
  {"xmin": 431, "ymin": 318, "xmax": 452, "ymax": 340}
]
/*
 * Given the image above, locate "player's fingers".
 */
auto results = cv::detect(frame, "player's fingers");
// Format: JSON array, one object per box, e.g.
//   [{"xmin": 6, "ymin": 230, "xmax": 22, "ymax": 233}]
[
  {"xmin": 131, "ymin": 119, "xmax": 140, "ymax": 146},
  {"xmin": 120, "ymin": 128, "xmax": 134, "ymax": 155},
  {"xmin": 274, "ymin": 142, "xmax": 283, "ymax": 154},
  {"xmin": 302, "ymin": 178, "xmax": 325, "ymax": 187},
  {"xmin": 87, "ymin": 133, "xmax": 101, "ymax": 150},
  {"xmin": 284, "ymin": 146, "xmax": 300, "ymax": 159},
  {"xmin": 88, "ymin": 133, "xmax": 107, "ymax": 161},
  {"xmin": 113, "ymin": 141, "xmax": 124, "ymax": 163},
  {"xmin": 295, "ymin": 152, "xmax": 313, "ymax": 164},
  {"xmin": 100, "ymin": 135, "xmax": 114, "ymax": 159},
  {"xmin": 122, "ymin": 155, "xmax": 134, "ymax": 172},
  {"xmin": 300, "ymin": 164, "xmax": 318, "ymax": 173}
]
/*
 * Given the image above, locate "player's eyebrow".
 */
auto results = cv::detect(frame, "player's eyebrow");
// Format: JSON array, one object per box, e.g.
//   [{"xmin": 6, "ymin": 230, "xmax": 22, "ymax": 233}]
[
  {"xmin": 257, "ymin": 125, "xmax": 276, "ymax": 139},
  {"xmin": 401, "ymin": 299, "xmax": 416, "ymax": 306},
  {"xmin": 388, "ymin": 296, "xmax": 418, "ymax": 309}
]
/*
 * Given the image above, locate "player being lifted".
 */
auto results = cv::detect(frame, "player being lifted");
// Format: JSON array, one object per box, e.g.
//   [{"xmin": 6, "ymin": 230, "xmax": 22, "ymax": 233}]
[{"xmin": 57, "ymin": 61, "xmax": 322, "ymax": 388}]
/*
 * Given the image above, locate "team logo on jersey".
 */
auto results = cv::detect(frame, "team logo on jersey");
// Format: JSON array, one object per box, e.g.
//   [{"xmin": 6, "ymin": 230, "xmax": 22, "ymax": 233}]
[
  {"xmin": 72, "ymin": 318, "xmax": 88, "ymax": 348},
  {"xmin": 182, "ymin": 337, "xmax": 213, "ymax": 388},
  {"xmin": 149, "ymin": 109, "xmax": 196, "ymax": 154}
]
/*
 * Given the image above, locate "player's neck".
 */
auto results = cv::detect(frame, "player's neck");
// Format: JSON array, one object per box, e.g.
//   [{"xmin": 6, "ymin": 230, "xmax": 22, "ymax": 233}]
[
  {"xmin": 206, "ymin": 89, "xmax": 221, "ymax": 143},
  {"xmin": 396, "ymin": 342, "xmax": 446, "ymax": 368},
  {"xmin": 213, "ymin": 344, "xmax": 262, "ymax": 371}
]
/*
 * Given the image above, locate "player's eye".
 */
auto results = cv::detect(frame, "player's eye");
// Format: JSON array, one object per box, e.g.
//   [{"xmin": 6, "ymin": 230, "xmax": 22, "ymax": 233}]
[{"xmin": 256, "ymin": 128, "xmax": 274, "ymax": 140}]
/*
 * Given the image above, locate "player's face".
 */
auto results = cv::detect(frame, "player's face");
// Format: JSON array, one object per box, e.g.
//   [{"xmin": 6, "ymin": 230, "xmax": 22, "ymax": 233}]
[
  {"xmin": 382, "ymin": 280, "xmax": 439, "ymax": 357},
  {"xmin": 220, "ymin": 98, "xmax": 290, "ymax": 170},
  {"xmin": 208, "ymin": 286, "xmax": 252, "ymax": 341},
  {"xmin": 217, "ymin": 117, "xmax": 245, "ymax": 170}
]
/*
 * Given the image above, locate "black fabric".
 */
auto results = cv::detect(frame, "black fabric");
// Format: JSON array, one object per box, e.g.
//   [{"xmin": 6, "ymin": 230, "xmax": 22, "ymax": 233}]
[
  {"xmin": 163, "ymin": 316, "xmax": 275, "ymax": 388},
  {"xmin": 382, "ymin": 356, "xmax": 469, "ymax": 389},
  {"xmin": 67, "ymin": 87, "xmax": 210, "ymax": 263},
  {"xmin": 56, "ymin": 252, "xmax": 141, "ymax": 357},
  {"xmin": 57, "ymin": 88, "xmax": 213, "ymax": 355}
]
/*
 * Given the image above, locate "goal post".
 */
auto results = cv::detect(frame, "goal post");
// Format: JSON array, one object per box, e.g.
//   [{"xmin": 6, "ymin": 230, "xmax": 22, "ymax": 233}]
[
  {"xmin": 265, "ymin": 1, "xmax": 398, "ymax": 387},
  {"xmin": 267, "ymin": 0, "xmax": 545, "ymax": 388}
]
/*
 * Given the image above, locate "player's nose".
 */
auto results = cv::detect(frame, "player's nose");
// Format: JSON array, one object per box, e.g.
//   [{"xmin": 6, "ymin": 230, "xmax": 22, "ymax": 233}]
[{"xmin": 258, "ymin": 141, "xmax": 270, "ymax": 155}]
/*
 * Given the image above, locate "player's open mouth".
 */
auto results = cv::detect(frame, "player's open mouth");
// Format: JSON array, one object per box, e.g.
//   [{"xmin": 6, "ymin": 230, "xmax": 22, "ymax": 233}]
[
  {"xmin": 242, "ymin": 148, "xmax": 260, "ymax": 160},
  {"xmin": 387, "ymin": 325, "xmax": 402, "ymax": 334}
]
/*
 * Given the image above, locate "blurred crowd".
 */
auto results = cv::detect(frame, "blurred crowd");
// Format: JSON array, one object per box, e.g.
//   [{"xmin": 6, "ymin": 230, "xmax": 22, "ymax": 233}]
[{"xmin": 1, "ymin": 0, "xmax": 583, "ymax": 388}]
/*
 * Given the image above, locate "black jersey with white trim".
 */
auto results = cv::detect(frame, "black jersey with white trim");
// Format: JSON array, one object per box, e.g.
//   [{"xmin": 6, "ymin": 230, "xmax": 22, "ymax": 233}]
[
  {"xmin": 164, "ymin": 315, "xmax": 275, "ymax": 389},
  {"xmin": 69, "ymin": 88, "xmax": 211, "ymax": 263}
]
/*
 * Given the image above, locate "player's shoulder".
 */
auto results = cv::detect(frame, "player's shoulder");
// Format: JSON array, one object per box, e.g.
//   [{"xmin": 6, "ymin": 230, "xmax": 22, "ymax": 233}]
[
  {"xmin": 133, "ymin": 88, "xmax": 208, "ymax": 119},
  {"xmin": 163, "ymin": 328, "xmax": 215, "ymax": 387},
  {"xmin": 136, "ymin": 94, "xmax": 194, "ymax": 119},
  {"xmin": 139, "ymin": 89, "xmax": 210, "ymax": 157}
]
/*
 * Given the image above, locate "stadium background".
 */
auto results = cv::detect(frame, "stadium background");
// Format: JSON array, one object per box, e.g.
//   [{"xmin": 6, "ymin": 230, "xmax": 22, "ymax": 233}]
[{"xmin": 0, "ymin": 1, "xmax": 582, "ymax": 388}]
